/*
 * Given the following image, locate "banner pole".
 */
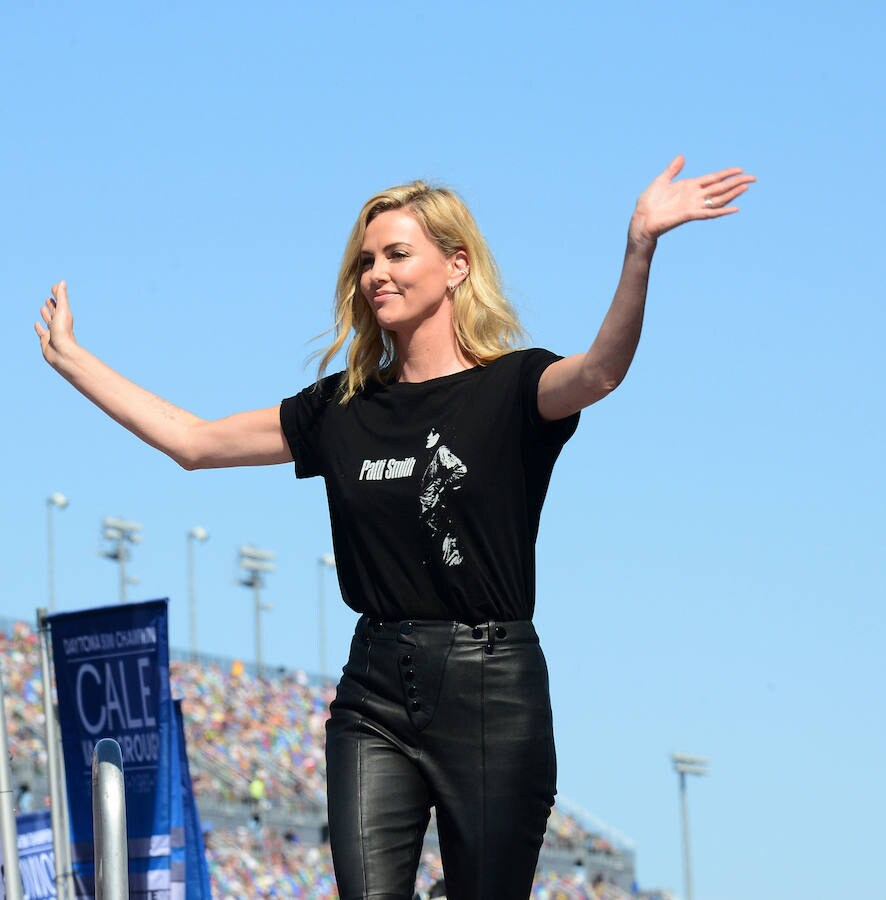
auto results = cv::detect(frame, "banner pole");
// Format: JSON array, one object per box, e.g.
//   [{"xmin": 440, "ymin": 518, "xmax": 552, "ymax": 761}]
[
  {"xmin": 57, "ymin": 716, "xmax": 76, "ymax": 900},
  {"xmin": 92, "ymin": 739, "xmax": 129, "ymax": 900},
  {"xmin": 0, "ymin": 662, "xmax": 24, "ymax": 900},
  {"xmin": 37, "ymin": 608, "xmax": 75, "ymax": 900}
]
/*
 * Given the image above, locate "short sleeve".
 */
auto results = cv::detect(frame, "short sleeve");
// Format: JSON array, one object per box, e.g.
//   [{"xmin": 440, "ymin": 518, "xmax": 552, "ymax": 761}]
[
  {"xmin": 279, "ymin": 373, "xmax": 342, "ymax": 478},
  {"xmin": 519, "ymin": 348, "xmax": 581, "ymax": 446}
]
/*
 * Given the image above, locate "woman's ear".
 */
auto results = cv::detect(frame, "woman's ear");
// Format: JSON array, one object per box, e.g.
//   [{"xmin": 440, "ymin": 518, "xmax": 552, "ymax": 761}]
[{"xmin": 449, "ymin": 249, "xmax": 470, "ymax": 287}]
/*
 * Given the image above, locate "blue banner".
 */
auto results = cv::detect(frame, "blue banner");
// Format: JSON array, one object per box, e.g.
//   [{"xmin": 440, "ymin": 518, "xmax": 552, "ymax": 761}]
[
  {"xmin": 1, "ymin": 810, "xmax": 54, "ymax": 900},
  {"xmin": 49, "ymin": 600, "xmax": 172, "ymax": 899}
]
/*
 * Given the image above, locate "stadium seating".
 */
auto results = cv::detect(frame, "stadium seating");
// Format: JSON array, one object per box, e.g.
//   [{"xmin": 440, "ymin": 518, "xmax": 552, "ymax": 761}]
[{"xmin": 1, "ymin": 617, "xmax": 636, "ymax": 897}]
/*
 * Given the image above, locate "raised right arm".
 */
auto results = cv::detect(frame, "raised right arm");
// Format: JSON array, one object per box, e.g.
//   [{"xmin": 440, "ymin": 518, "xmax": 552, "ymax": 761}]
[{"xmin": 35, "ymin": 281, "xmax": 293, "ymax": 470}]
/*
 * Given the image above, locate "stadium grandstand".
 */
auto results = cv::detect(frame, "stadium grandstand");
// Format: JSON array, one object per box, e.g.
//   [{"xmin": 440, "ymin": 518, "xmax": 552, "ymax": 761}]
[{"xmin": 2, "ymin": 614, "xmax": 648, "ymax": 899}]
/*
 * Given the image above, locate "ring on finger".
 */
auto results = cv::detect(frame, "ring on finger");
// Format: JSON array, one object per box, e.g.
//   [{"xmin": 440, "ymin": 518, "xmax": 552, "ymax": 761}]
[{"xmin": 703, "ymin": 196, "xmax": 715, "ymax": 209}]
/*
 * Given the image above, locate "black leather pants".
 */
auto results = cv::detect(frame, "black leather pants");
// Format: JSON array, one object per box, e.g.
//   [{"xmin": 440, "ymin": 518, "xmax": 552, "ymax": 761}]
[{"xmin": 325, "ymin": 616, "xmax": 557, "ymax": 900}]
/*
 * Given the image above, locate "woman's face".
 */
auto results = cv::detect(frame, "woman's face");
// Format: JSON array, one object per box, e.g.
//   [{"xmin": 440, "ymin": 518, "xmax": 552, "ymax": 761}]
[{"xmin": 359, "ymin": 209, "xmax": 460, "ymax": 335}]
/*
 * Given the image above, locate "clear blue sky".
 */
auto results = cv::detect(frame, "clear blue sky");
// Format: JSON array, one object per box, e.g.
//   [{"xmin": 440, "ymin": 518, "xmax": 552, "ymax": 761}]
[{"xmin": 3, "ymin": 2, "xmax": 884, "ymax": 898}]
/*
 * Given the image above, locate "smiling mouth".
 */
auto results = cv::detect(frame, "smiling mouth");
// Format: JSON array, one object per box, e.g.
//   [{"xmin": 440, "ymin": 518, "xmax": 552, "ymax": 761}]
[{"xmin": 372, "ymin": 291, "xmax": 398, "ymax": 302}]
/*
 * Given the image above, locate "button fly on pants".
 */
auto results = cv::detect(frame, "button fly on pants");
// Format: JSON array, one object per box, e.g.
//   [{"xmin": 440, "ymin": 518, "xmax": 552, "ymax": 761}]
[{"xmin": 394, "ymin": 627, "xmax": 454, "ymax": 730}]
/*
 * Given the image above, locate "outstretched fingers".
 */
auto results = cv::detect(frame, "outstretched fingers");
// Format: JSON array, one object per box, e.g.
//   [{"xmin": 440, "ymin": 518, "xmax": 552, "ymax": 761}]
[
  {"xmin": 701, "ymin": 179, "xmax": 755, "ymax": 214},
  {"xmin": 50, "ymin": 280, "xmax": 68, "ymax": 307},
  {"xmin": 40, "ymin": 288, "xmax": 61, "ymax": 325},
  {"xmin": 699, "ymin": 171, "xmax": 756, "ymax": 215},
  {"xmin": 35, "ymin": 302, "xmax": 52, "ymax": 345},
  {"xmin": 698, "ymin": 166, "xmax": 746, "ymax": 188},
  {"xmin": 35, "ymin": 299, "xmax": 51, "ymax": 347},
  {"xmin": 35, "ymin": 281, "xmax": 70, "ymax": 350},
  {"xmin": 703, "ymin": 173, "xmax": 756, "ymax": 197}
]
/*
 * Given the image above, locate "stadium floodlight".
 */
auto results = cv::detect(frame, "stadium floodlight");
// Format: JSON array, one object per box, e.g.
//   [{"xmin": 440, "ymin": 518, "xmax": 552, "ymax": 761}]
[
  {"xmin": 672, "ymin": 753, "xmax": 709, "ymax": 776},
  {"xmin": 104, "ymin": 516, "xmax": 143, "ymax": 536},
  {"xmin": 317, "ymin": 554, "xmax": 336, "ymax": 681},
  {"xmin": 100, "ymin": 516, "xmax": 143, "ymax": 603},
  {"xmin": 46, "ymin": 492, "xmax": 69, "ymax": 612},
  {"xmin": 671, "ymin": 753, "xmax": 709, "ymax": 900},
  {"xmin": 187, "ymin": 527, "xmax": 209, "ymax": 660},
  {"xmin": 239, "ymin": 558, "xmax": 276, "ymax": 573},
  {"xmin": 238, "ymin": 544, "xmax": 276, "ymax": 677},
  {"xmin": 238, "ymin": 544, "xmax": 276, "ymax": 561}
]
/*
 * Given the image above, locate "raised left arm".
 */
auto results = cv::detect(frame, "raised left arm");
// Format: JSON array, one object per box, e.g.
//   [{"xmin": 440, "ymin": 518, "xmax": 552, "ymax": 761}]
[{"xmin": 538, "ymin": 155, "xmax": 755, "ymax": 421}]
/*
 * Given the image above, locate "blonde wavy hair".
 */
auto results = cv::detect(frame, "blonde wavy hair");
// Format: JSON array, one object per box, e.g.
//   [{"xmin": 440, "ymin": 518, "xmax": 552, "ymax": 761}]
[{"xmin": 316, "ymin": 181, "xmax": 525, "ymax": 403}]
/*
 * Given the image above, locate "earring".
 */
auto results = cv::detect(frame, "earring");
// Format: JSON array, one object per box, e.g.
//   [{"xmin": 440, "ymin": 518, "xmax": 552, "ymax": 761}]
[{"xmin": 449, "ymin": 268, "xmax": 468, "ymax": 293}]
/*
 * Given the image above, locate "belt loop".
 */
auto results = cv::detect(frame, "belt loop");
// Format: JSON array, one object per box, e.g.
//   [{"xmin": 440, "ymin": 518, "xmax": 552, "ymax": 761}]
[{"xmin": 485, "ymin": 619, "xmax": 495, "ymax": 655}]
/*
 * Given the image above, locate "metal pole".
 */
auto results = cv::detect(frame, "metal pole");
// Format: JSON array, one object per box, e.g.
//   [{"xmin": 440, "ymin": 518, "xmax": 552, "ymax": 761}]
[
  {"xmin": 119, "ymin": 543, "xmax": 127, "ymax": 604},
  {"xmin": 38, "ymin": 608, "xmax": 74, "ymax": 900},
  {"xmin": 47, "ymin": 502, "xmax": 56, "ymax": 613},
  {"xmin": 679, "ymin": 770, "xmax": 693, "ymax": 900},
  {"xmin": 254, "ymin": 575, "xmax": 263, "ymax": 678},
  {"xmin": 92, "ymin": 739, "xmax": 129, "ymax": 900},
  {"xmin": 47, "ymin": 494, "xmax": 68, "ymax": 613},
  {"xmin": 57, "ymin": 723, "xmax": 75, "ymax": 900},
  {"xmin": 238, "ymin": 545, "xmax": 274, "ymax": 679},
  {"xmin": 317, "ymin": 555, "xmax": 335, "ymax": 682},
  {"xmin": 317, "ymin": 563, "xmax": 327, "ymax": 681},
  {"xmin": 0, "ymin": 663, "xmax": 24, "ymax": 900},
  {"xmin": 187, "ymin": 527, "xmax": 208, "ymax": 660},
  {"xmin": 187, "ymin": 536, "xmax": 196, "ymax": 660},
  {"xmin": 101, "ymin": 518, "xmax": 141, "ymax": 606}
]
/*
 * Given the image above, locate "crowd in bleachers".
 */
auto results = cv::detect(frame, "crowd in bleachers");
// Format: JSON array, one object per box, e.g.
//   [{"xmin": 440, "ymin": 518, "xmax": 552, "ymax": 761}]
[
  {"xmin": 2, "ymin": 617, "xmax": 636, "ymax": 898},
  {"xmin": 205, "ymin": 826, "xmax": 448, "ymax": 899},
  {"xmin": 206, "ymin": 826, "xmax": 633, "ymax": 899},
  {"xmin": 170, "ymin": 658, "xmax": 335, "ymax": 813},
  {"xmin": 544, "ymin": 807, "xmax": 618, "ymax": 855},
  {"xmin": 205, "ymin": 823, "xmax": 632, "ymax": 900},
  {"xmin": 0, "ymin": 620, "xmax": 48, "ymax": 776}
]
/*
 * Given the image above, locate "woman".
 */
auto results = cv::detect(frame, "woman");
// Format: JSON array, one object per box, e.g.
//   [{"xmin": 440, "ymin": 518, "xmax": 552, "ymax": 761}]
[{"xmin": 35, "ymin": 155, "xmax": 753, "ymax": 900}]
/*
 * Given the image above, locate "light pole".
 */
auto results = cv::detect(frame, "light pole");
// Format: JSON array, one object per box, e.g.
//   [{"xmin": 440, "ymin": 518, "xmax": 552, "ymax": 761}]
[
  {"xmin": 187, "ymin": 526, "xmax": 209, "ymax": 660},
  {"xmin": 46, "ymin": 492, "xmax": 68, "ymax": 612},
  {"xmin": 38, "ymin": 608, "xmax": 74, "ymax": 900},
  {"xmin": 317, "ymin": 554, "xmax": 336, "ymax": 681},
  {"xmin": 100, "ymin": 516, "xmax": 142, "ymax": 603},
  {"xmin": 671, "ymin": 752, "xmax": 709, "ymax": 900},
  {"xmin": 238, "ymin": 545, "xmax": 275, "ymax": 677}
]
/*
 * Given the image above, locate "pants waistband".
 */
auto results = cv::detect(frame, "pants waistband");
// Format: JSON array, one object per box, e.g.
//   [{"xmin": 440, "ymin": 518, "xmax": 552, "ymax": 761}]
[{"xmin": 355, "ymin": 615, "xmax": 538, "ymax": 646}]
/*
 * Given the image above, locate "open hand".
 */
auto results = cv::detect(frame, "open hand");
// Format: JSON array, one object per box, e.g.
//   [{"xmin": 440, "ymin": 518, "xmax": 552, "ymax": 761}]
[
  {"xmin": 629, "ymin": 155, "xmax": 755, "ymax": 247},
  {"xmin": 35, "ymin": 280, "xmax": 76, "ymax": 365}
]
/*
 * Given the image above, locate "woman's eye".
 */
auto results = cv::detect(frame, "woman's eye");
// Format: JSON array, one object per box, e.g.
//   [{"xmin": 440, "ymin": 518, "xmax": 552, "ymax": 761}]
[
  {"xmin": 359, "ymin": 258, "xmax": 372, "ymax": 269},
  {"xmin": 391, "ymin": 250, "xmax": 409, "ymax": 260}
]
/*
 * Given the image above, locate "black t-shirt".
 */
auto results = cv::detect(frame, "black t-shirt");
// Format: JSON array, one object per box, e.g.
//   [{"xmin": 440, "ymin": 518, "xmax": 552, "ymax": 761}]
[{"xmin": 279, "ymin": 348, "xmax": 579, "ymax": 623}]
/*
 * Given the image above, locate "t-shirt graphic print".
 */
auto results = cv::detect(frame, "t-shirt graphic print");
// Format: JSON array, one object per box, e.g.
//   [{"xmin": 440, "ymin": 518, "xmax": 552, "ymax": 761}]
[{"xmin": 419, "ymin": 428, "xmax": 467, "ymax": 567}]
